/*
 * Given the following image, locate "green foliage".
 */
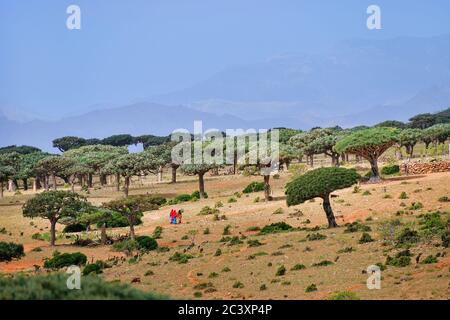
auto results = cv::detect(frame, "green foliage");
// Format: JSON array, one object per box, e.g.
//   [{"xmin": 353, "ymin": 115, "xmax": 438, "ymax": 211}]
[
  {"xmin": 63, "ymin": 223, "xmax": 87, "ymax": 233},
  {"xmin": 98, "ymin": 211, "xmax": 142, "ymax": 228},
  {"xmin": 305, "ymin": 284, "xmax": 317, "ymax": 292},
  {"xmin": 306, "ymin": 233, "xmax": 327, "ymax": 241},
  {"xmin": 381, "ymin": 165, "xmax": 400, "ymax": 175},
  {"xmin": 421, "ymin": 255, "xmax": 438, "ymax": 264},
  {"xmin": 312, "ymin": 260, "xmax": 333, "ymax": 267},
  {"xmin": 82, "ymin": 261, "xmax": 108, "ymax": 276},
  {"xmin": 247, "ymin": 239, "xmax": 264, "ymax": 247},
  {"xmin": 112, "ymin": 239, "xmax": 138, "ymax": 253},
  {"xmin": 438, "ymin": 196, "xmax": 450, "ymax": 202},
  {"xmin": 359, "ymin": 232, "xmax": 374, "ymax": 244},
  {"xmin": 385, "ymin": 250, "xmax": 412, "ymax": 267},
  {"xmin": 191, "ymin": 190, "xmax": 208, "ymax": 199},
  {"xmin": 337, "ymin": 247, "xmax": 354, "ymax": 254},
  {"xmin": 399, "ymin": 192, "xmax": 408, "ymax": 199},
  {"xmin": 243, "ymin": 181, "xmax": 265, "ymax": 193},
  {"xmin": 152, "ymin": 226, "xmax": 163, "ymax": 239},
  {"xmin": 169, "ymin": 252, "xmax": 193, "ymax": 264},
  {"xmin": 0, "ymin": 242, "xmax": 25, "ymax": 262},
  {"xmin": 441, "ymin": 231, "xmax": 450, "ymax": 248},
  {"xmin": 396, "ymin": 228, "xmax": 420, "ymax": 246},
  {"xmin": 327, "ymin": 291, "xmax": 360, "ymax": 300},
  {"xmin": 227, "ymin": 197, "xmax": 237, "ymax": 203},
  {"xmin": 0, "ymin": 273, "xmax": 165, "ymax": 299},
  {"xmin": 344, "ymin": 222, "xmax": 371, "ymax": 233},
  {"xmin": 198, "ymin": 206, "xmax": 219, "ymax": 216},
  {"xmin": 275, "ymin": 265, "xmax": 286, "ymax": 276},
  {"xmin": 43, "ymin": 251, "xmax": 87, "ymax": 269},
  {"xmin": 290, "ymin": 264, "xmax": 306, "ymax": 271},
  {"xmin": 259, "ymin": 222, "xmax": 293, "ymax": 235},
  {"xmin": 418, "ymin": 212, "xmax": 448, "ymax": 237},
  {"xmin": 135, "ymin": 236, "xmax": 158, "ymax": 252},
  {"xmin": 408, "ymin": 202, "xmax": 423, "ymax": 210},
  {"xmin": 232, "ymin": 281, "xmax": 244, "ymax": 289},
  {"xmin": 286, "ymin": 167, "xmax": 360, "ymax": 206}
]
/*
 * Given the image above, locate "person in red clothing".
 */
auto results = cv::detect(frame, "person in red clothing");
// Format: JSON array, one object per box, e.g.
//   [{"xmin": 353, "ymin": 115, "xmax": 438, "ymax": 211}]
[{"xmin": 170, "ymin": 209, "xmax": 177, "ymax": 224}]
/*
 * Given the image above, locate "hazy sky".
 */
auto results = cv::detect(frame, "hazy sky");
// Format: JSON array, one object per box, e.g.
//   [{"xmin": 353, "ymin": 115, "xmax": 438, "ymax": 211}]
[{"xmin": 1, "ymin": 0, "xmax": 450, "ymax": 118}]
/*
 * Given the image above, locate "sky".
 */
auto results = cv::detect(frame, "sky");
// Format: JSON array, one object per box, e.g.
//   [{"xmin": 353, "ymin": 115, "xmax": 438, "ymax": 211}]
[{"xmin": 1, "ymin": 0, "xmax": 450, "ymax": 119}]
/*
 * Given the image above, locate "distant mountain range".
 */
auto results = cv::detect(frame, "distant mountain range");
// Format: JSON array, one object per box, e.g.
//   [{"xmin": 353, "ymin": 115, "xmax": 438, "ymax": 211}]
[{"xmin": 1, "ymin": 35, "xmax": 450, "ymax": 151}]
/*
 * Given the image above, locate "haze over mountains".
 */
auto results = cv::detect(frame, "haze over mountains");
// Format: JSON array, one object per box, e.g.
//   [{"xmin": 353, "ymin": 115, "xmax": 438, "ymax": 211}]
[{"xmin": 1, "ymin": 35, "xmax": 450, "ymax": 151}]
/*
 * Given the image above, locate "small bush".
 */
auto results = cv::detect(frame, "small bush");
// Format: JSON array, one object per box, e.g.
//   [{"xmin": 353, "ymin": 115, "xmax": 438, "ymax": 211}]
[
  {"xmin": 82, "ymin": 261, "xmax": 108, "ymax": 276},
  {"xmin": 246, "ymin": 226, "xmax": 261, "ymax": 232},
  {"xmin": 43, "ymin": 251, "xmax": 87, "ymax": 269},
  {"xmin": 223, "ymin": 225, "xmax": 231, "ymax": 235},
  {"xmin": 306, "ymin": 233, "xmax": 327, "ymax": 241},
  {"xmin": 408, "ymin": 202, "xmax": 423, "ymax": 210},
  {"xmin": 272, "ymin": 208, "xmax": 284, "ymax": 215},
  {"xmin": 0, "ymin": 242, "xmax": 25, "ymax": 262},
  {"xmin": 260, "ymin": 222, "xmax": 293, "ymax": 235},
  {"xmin": 63, "ymin": 223, "xmax": 87, "ymax": 233},
  {"xmin": 152, "ymin": 226, "xmax": 163, "ymax": 239},
  {"xmin": 203, "ymin": 228, "xmax": 210, "ymax": 235},
  {"xmin": 169, "ymin": 252, "xmax": 193, "ymax": 264},
  {"xmin": 328, "ymin": 291, "xmax": 360, "ymax": 300},
  {"xmin": 362, "ymin": 190, "xmax": 371, "ymax": 196},
  {"xmin": 247, "ymin": 239, "xmax": 264, "ymax": 247},
  {"xmin": 421, "ymin": 255, "xmax": 438, "ymax": 264},
  {"xmin": 275, "ymin": 265, "xmax": 286, "ymax": 276},
  {"xmin": 344, "ymin": 222, "xmax": 371, "ymax": 233},
  {"xmin": 198, "ymin": 206, "xmax": 219, "ymax": 216},
  {"xmin": 312, "ymin": 260, "xmax": 333, "ymax": 267},
  {"xmin": 381, "ymin": 165, "xmax": 400, "ymax": 175},
  {"xmin": 438, "ymin": 196, "xmax": 449, "ymax": 203},
  {"xmin": 191, "ymin": 190, "xmax": 208, "ymax": 200},
  {"xmin": 442, "ymin": 231, "xmax": 450, "ymax": 248},
  {"xmin": 291, "ymin": 264, "xmax": 306, "ymax": 271},
  {"xmin": 243, "ymin": 181, "xmax": 265, "ymax": 193},
  {"xmin": 135, "ymin": 236, "xmax": 158, "ymax": 252},
  {"xmin": 214, "ymin": 201, "xmax": 223, "ymax": 208},
  {"xmin": 359, "ymin": 232, "xmax": 374, "ymax": 244},
  {"xmin": 396, "ymin": 228, "xmax": 420, "ymax": 246},
  {"xmin": 113, "ymin": 239, "xmax": 139, "ymax": 253},
  {"xmin": 337, "ymin": 247, "xmax": 354, "ymax": 254},
  {"xmin": 232, "ymin": 281, "xmax": 244, "ymax": 289},
  {"xmin": 305, "ymin": 284, "xmax": 317, "ymax": 292},
  {"xmin": 214, "ymin": 248, "xmax": 222, "ymax": 257},
  {"xmin": 385, "ymin": 250, "xmax": 412, "ymax": 267},
  {"xmin": 227, "ymin": 197, "xmax": 237, "ymax": 203},
  {"xmin": 259, "ymin": 284, "xmax": 267, "ymax": 291},
  {"xmin": 399, "ymin": 192, "xmax": 408, "ymax": 199},
  {"xmin": 98, "ymin": 211, "xmax": 143, "ymax": 228}
]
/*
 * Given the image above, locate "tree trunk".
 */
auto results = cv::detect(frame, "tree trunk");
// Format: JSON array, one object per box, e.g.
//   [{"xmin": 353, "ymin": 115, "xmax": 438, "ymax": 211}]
[
  {"xmin": 171, "ymin": 165, "xmax": 177, "ymax": 183},
  {"xmin": 52, "ymin": 174, "xmax": 57, "ymax": 190},
  {"xmin": 0, "ymin": 181, "xmax": 3, "ymax": 198},
  {"xmin": 44, "ymin": 176, "xmax": 49, "ymax": 191},
  {"xmin": 322, "ymin": 194, "xmax": 338, "ymax": 228},
  {"xmin": 263, "ymin": 175, "xmax": 271, "ymax": 202},
  {"xmin": 70, "ymin": 181, "xmax": 75, "ymax": 193},
  {"xmin": 100, "ymin": 174, "xmax": 107, "ymax": 186},
  {"xmin": 198, "ymin": 173, "xmax": 205, "ymax": 198},
  {"xmin": 124, "ymin": 176, "xmax": 130, "ymax": 197},
  {"xmin": 88, "ymin": 173, "xmax": 93, "ymax": 188},
  {"xmin": 22, "ymin": 179, "xmax": 28, "ymax": 191},
  {"xmin": 369, "ymin": 158, "xmax": 381, "ymax": 183},
  {"xmin": 8, "ymin": 180, "xmax": 15, "ymax": 192},
  {"xmin": 115, "ymin": 173, "xmax": 120, "ymax": 191},
  {"xmin": 50, "ymin": 219, "xmax": 57, "ymax": 246},
  {"xmin": 33, "ymin": 179, "xmax": 37, "ymax": 192},
  {"xmin": 128, "ymin": 221, "xmax": 135, "ymax": 240},
  {"xmin": 101, "ymin": 223, "xmax": 107, "ymax": 245},
  {"xmin": 157, "ymin": 166, "xmax": 163, "ymax": 182}
]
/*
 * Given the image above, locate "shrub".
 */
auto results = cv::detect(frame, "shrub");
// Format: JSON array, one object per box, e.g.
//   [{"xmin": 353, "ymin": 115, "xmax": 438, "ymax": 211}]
[
  {"xmin": 306, "ymin": 233, "xmax": 327, "ymax": 241},
  {"xmin": 442, "ymin": 231, "xmax": 450, "ymax": 248},
  {"xmin": 82, "ymin": 261, "xmax": 108, "ymax": 276},
  {"xmin": 421, "ymin": 255, "xmax": 438, "ymax": 264},
  {"xmin": 260, "ymin": 284, "xmax": 267, "ymax": 291},
  {"xmin": 232, "ymin": 281, "xmax": 244, "ymax": 289},
  {"xmin": 0, "ymin": 273, "xmax": 166, "ymax": 300},
  {"xmin": 223, "ymin": 225, "xmax": 231, "ymax": 235},
  {"xmin": 152, "ymin": 226, "xmax": 163, "ymax": 239},
  {"xmin": 228, "ymin": 236, "xmax": 243, "ymax": 246},
  {"xmin": 169, "ymin": 252, "xmax": 193, "ymax": 264},
  {"xmin": 408, "ymin": 202, "xmax": 423, "ymax": 210},
  {"xmin": 275, "ymin": 265, "xmax": 286, "ymax": 276},
  {"xmin": 198, "ymin": 206, "xmax": 219, "ymax": 216},
  {"xmin": 260, "ymin": 222, "xmax": 293, "ymax": 235},
  {"xmin": 214, "ymin": 248, "xmax": 222, "ymax": 257},
  {"xmin": 359, "ymin": 232, "xmax": 374, "ymax": 244},
  {"xmin": 399, "ymin": 192, "xmax": 408, "ymax": 199},
  {"xmin": 214, "ymin": 201, "xmax": 223, "ymax": 208},
  {"xmin": 246, "ymin": 226, "xmax": 261, "ymax": 232},
  {"xmin": 312, "ymin": 260, "xmax": 333, "ymax": 267},
  {"xmin": 135, "ymin": 236, "xmax": 158, "ymax": 252},
  {"xmin": 418, "ymin": 212, "xmax": 448, "ymax": 237},
  {"xmin": 291, "ymin": 264, "xmax": 306, "ymax": 271},
  {"xmin": 272, "ymin": 208, "xmax": 284, "ymax": 215},
  {"xmin": 243, "ymin": 181, "xmax": 265, "ymax": 193},
  {"xmin": 328, "ymin": 291, "xmax": 360, "ymax": 300},
  {"xmin": 438, "ymin": 196, "xmax": 450, "ymax": 203},
  {"xmin": 385, "ymin": 250, "xmax": 412, "ymax": 267},
  {"xmin": 126, "ymin": 195, "xmax": 166, "ymax": 211},
  {"xmin": 221, "ymin": 266, "xmax": 231, "ymax": 272},
  {"xmin": 305, "ymin": 284, "xmax": 317, "ymax": 293},
  {"xmin": 381, "ymin": 165, "xmax": 400, "ymax": 175},
  {"xmin": 112, "ymin": 239, "xmax": 139, "ymax": 253},
  {"xmin": 203, "ymin": 228, "xmax": 210, "ymax": 235},
  {"xmin": 247, "ymin": 239, "xmax": 264, "ymax": 247},
  {"xmin": 362, "ymin": 190, "xmax": 371, "ymax": 196},
  {"xmin": 63, "ymin": 223, "xmax": 87, "ymax": 233},
  {"xmin": 191, "ymin": 190, "xmax": 208, "ymax": 200},
  {"xmin": 43, "ymin": 251, "xmax": 87, "ymax": 269},
  {"xmin": 396, "ymin": 228, "xmax": 420, "ymax": 246},
  {"xmin": 227, "ymin": 197, "xmax": 237, "ymax": 203},
  {"xmin": 173, "ymin": 194, "xmax": 192, "ymax": 203},
  {"xmin": 337, "ymin": 247, "xmax": 354, "ymax": 254},
  {"xmin": 344, "ymin": 222, "xmax": 371, "ymax": 233},
  {"xmin": 0, "ymin": 242, "xmax": 25, "ymax": 262}
]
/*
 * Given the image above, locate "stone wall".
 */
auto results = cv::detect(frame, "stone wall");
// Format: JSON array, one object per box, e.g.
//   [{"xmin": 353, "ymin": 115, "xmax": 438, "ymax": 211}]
[{"xmin": 400, "ymin": 161, "xmax": 450, "ymax": 175}]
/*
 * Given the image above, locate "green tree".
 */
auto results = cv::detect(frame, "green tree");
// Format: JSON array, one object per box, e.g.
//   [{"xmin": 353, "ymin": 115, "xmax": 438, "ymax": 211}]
[
  {"xmin": 34, "ymin": 156, "xmax": 74, "ymax": 190},
  {"xmin": 52, "ymin": 136, "xmax": 87, "ymax": 152},
  {"xmin": 335, "ymin": 127, "xmax": 399, "ymax": 182},
  {"xmin": 408, "ymin": 113, "xmax": 437, "ymax": 129},
  {"xmin": 397, "ymin": 128, "xmax": 423, "ymax": 157},
  {"xmin": 375, "ymin": 120, "xmax": 406, "ymax": 129},
  {"xmin": 103, "ymin": 198, "xmax": 144, "ymax": 239},
  {"xmin": 0, "ymin": 152, "xmax": 20, "ymax": 198},
  {"xmin": 15, "ymin": 152, "xmax": 50, "ymax": 191},
  {"xmin": 286, "ymin": 167, "xmax": 360, "ymax": 228},
  {"xmin": 0, "ymin": 145, "xmax": 41, "ymax": 155},
  {"xmin": 22, "ymin": 191, "xmax": 88, "ymax": 246},
  {"xmin": 78, "ymin": 208, "xmax": 113, "ymax": 245},
  {"xmin": 101, "ymin": 134, "xmax": 135, "ymax": 147}
]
